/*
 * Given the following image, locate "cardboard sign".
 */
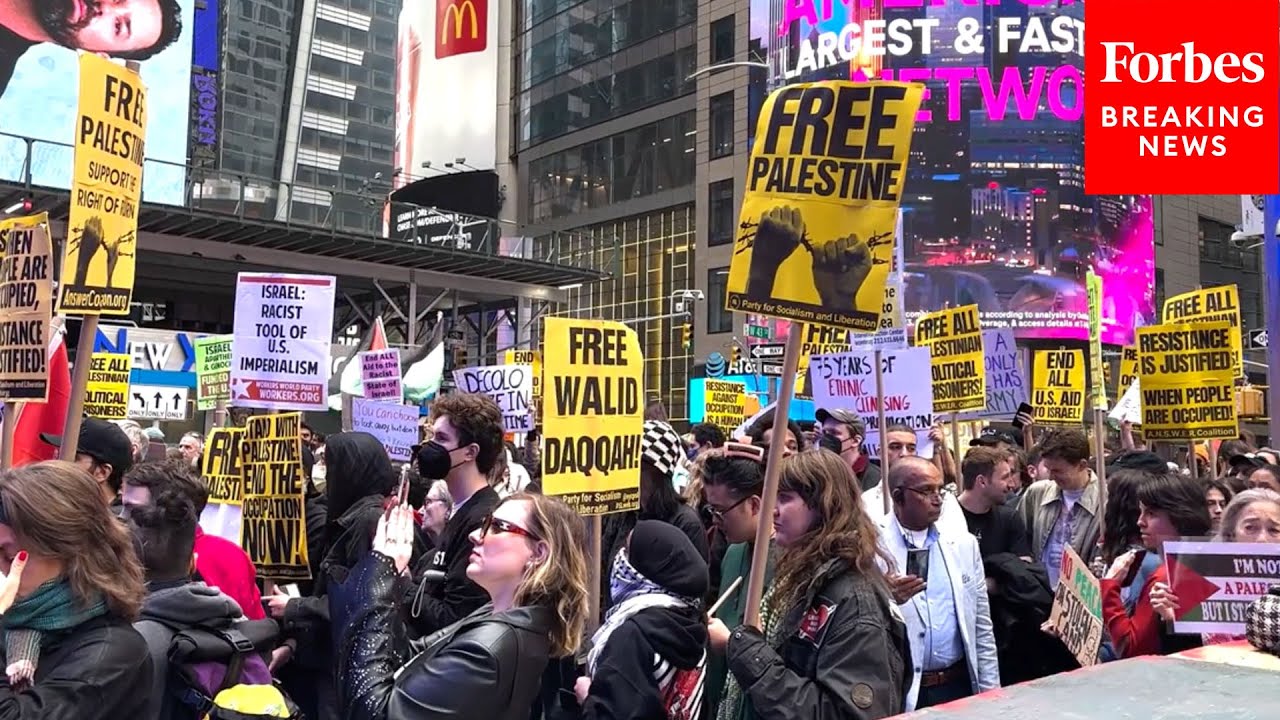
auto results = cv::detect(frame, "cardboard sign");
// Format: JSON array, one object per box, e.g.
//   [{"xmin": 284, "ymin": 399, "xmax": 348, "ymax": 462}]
[
  {"xmin": 452, "ymin": 363, "xmax": 534, "ymax": 433},
  {"xmin": 1162, "ymin": 285, "xmax": 1244, "ymax": 378},
  {"xmin": 1117, "ymin": 345, "xmax": 1139, "ymax": 397},
  {"xmin": 231, "ymin": 273, "xmax": 336, "ymax": 412},
  {"xmin": 703, "ymin": 379, "xmax": 747, "ymax": 435},
  {"xmin": 541, "ymin": 317, "xmax": 643, "ymax": 515},
  {"xmin": 809, "ymin": 346, "xmax": 935, "ymax": 459},
  {"xmin": 1165, "ymin": 541, "xmax": 1280, "ymax": 636},
  {"xmin": 194, "ymin": 335, "xmax": 232, "ymax": 410},
  {"xmin": 914, "ymin": 304, "xmax": 986, "ymax": 414},
  {"xmin": 359, "ymin": 349, "xmax": 402, "ymax": 402},
  {"xmin": 1033, "ymin": 350, "xmax": 1086, "ymax": 426},
  {"xmin": 349, "ymin": 398, "xmax": 419, "ymax": 462},
  {"xmin": 239, "ymin": 413, "xmax": 310, "ymax": 581},
  {"xmin": 724, "ymin": 81, "xmax": 923, "ymax": 331},
  {"xmin": 0, "ymin": 214, "xmax": 53, "ymax": 401},
  {"xmin": 84, "ymin": 352, "xmax": 131, "ymax": 419},
  {"xmin": 956, "ymin": 329, "xmax": 1028, "ymax": 423},
  {"xmin": 1048, "ymin": 545, "xmax": 1103, "ymax": 668},
  {"xmin": 202, "ymin": 427, "xmax": 246, "ymax": 505},
  {"xmin": 1136, "ymin": 322, "xmax": 1238, "ymax": 442},
  {"xmin": 57, "ymin": 54, "xmax": 144, "ymax": 316}
]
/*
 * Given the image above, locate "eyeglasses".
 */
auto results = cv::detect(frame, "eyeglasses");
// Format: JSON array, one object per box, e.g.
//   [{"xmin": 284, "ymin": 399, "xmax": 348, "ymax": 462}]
[
  {"xmin": 904, "ymin": 486, "xmax": 944, "ymax": 501},
  {"xmin": 480, "ymin": 514, "xmax": 541, "ymax": 542},
  {"xmin": 708, "ymin": 495, "xmax": 752, "ymax": 520}
]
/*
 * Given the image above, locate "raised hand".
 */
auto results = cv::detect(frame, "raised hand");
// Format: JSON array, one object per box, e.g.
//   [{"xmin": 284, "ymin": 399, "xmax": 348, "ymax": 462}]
[
  {"xmin": 811, "ymin": 233, "xmax": 873, "ymax": 309},
  {"xmin": 373, "ymin": 505, "xmax": 416, "ymax": 574},
  {"xmin": 0, "ymin": 552, "xmax": 27, "ymax": 615},
  {"xmin": 745, "ymin": 207, "xmax": 806, "ymax": 301}
]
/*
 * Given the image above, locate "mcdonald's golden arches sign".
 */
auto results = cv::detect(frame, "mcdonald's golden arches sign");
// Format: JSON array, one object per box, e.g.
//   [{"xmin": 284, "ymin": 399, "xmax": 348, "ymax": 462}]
[{"xmin": 436, "ymin": 0, "xmax": 486, "ymax": 59}]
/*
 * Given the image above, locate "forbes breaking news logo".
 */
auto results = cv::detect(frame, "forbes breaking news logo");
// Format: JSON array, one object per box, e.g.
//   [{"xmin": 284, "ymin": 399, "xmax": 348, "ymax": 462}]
[
  {"xmin": 1084, "ymin": 0, "xmax": 1279, "ymax": 194},
  {"xmin": 436, "ymin": 0, "xmax": 487, "ymax": 59}
]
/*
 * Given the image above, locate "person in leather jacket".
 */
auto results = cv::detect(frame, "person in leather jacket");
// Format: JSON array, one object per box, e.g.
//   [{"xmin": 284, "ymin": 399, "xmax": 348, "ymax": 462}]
[
  {"xmin": 708, "ymin": 449, "xmax": 911, "ymax": 720},
  {"xmin": 333, "ymin": 492, "xmax": 590, "ymax": 720}
]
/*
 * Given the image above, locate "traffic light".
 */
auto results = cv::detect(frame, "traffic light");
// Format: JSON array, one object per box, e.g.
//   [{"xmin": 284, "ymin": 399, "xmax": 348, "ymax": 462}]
[
  {"xmin": 680, "ymin": 323, "xmax": 692, "ymax": 350},
  {"xmin": 730, "ymin": 345, "xmax": 741, "ymax": 366}
]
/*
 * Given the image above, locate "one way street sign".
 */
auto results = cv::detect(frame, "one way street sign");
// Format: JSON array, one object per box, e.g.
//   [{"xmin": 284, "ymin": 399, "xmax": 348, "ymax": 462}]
[
  {"xmin": 1248, "ymin": 328, "xmax": 1269, "ymax": 350},
  {"xmin": 130, "ymin": 384, "xmax": 191, "ymax": 421},
  {"xmin": 750, "ymin": 344, "xmax": 786, "ymax": 359}
]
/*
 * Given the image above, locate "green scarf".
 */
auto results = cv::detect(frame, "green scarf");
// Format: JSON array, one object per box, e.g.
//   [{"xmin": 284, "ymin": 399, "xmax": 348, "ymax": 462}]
[
  {"xmin": 2, "ymin": 579, "xmax": 108, "ymax": 688},
  {"xmin": 717, "ymin": 584, "xmax": 785, "ymax": 720}
]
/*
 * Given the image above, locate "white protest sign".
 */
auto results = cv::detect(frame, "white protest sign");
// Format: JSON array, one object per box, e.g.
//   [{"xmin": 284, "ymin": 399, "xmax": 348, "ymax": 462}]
[
  {"xmin": 360, "ymin": 349, "xmax": 402, "ymax": 402},
  {"xmin": 231, "ymin": 273, "xmax": 335, "ymax": 412},
  {"xmin": 350, "ymin": 397, "xmax": 419, "ymax": 462},
  {"xmin": 809, "ymin": 346, "xmax": 934, "ymax": 459},
  {"xmin": 1110, "ymin": 379, "xmax": 1142, "ymax": 425},
  {"xmin": 452, "ymin": 363, "xmax": 534, "ymax": 432},
  {"xmin": 850, "ymin": 211, "xmax": 907, "ymax": 351},
  {"xmin": 958, "ymin": 329, "xmax": 1028, "ymax": 422}
]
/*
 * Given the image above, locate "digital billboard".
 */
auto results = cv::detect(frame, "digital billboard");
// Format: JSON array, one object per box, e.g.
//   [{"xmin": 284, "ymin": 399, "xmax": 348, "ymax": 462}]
[
  {"xmin": 749, "ymin": 0, "xmax": 1155, "ymax": 346},
  {"xmin": 0, "ymin": 0, "xmax": 195, "ymax": 207},
  {"xmin": 189, "ymin": 0, "xmax": 220, "ymax": 170}
]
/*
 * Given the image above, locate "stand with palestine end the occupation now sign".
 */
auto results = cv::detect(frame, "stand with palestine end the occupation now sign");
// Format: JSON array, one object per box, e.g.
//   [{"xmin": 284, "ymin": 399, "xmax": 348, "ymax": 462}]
[{"xmin": 230, "ymin": 273, "xmax": 336, "ymax": 412}]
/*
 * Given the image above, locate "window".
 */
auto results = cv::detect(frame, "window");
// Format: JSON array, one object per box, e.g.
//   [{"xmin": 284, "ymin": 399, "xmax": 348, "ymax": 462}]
[
  {"xmin": 707, "ymin": 268, "xmax": 733, "ymax": 333},
  {"xmin": 711, "ymin": 15, "xmax": 734, "ymax": 63},
  {"xmin": 708, "ymin": 179, "xmax": 735, "ymax": 246},
  {"xmin": 710, "ymin": 92, "xmax": 733, "ymax": 159}
]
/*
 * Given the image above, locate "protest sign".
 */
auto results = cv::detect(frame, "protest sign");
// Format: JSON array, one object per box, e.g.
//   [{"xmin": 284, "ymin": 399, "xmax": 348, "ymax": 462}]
[
  {"xmin": 202, "ymin": 427, "xmax": 246, "ymax": 505},
  {"xmin": 1136, "ymin": 322, "xmax": 1238, "ymax": 441},
  {"xmin": 231, "ymin": 273, "xmax": 335, "ymax": 412},
  {"xmin": 724, "ymin": 81, "xmax": 923, "ymax": 330},
  {"xmin": 810, "ymin": 346, "xmax": 934, "ymax": 458},
  {"xmin": 1033, "ymin": 350, "xmax": 1086, "ymax": 426},
  {"xmin": 957, "ymin": 329, "xmax": 1028, "ymax": 423},
  {"xmin": 1087, "ymin": 270, "xmax": 1106, "ymax": 409},
  {"xmin": 1109, "ymin": 379, "xmax": 1142, "ymax": 425},
  {"xmin": 914, "ymin": 304, "xmax": 985, "ymax": 414},
  {"xmin": 359, "ymin": 349, "xmax": 402, "ymax": 402},
  {"xmin": 57, "ymin": 54, "xmax": 145, "ymax": 316},
  {"xmin": 452, "ymin": 363, "xmax": 534, "ymax": 433},
  {"xmin": 849, "ymin": 211, "xmax": 907, "ymax": 351},
  {"xmin": 1117, "ymin": 345, "xmax": 1139, "ymax": 396},
  {"xmin": 84, "ymin": 352, "xmax": 130, "ymax": 419},
  {"xmin": 703, "ymin": 380, "xmax": 747, "ymax": 435},
  {"xmin": 541, "ymin": 317, "xmax": 643, "ymax": 515},
  {"xmin": 349, "ymin": 398, "xmax": 419, "ymax": 462},
  {"xmin": 0, "ymin": 214, "xmax": 53, "ymax": 401},
  {"xmin": 1048, "ymin": 545, "xmax": 1104, "ymax": 668},
  {"xmin": 1164, "ymin": 541, "xmax": 1280, "ymax": 636},
  {"xmin": 240, "ymin": 413, "xmax": 310, "ymax": 580},
  {"xmin": 504, "ymin": 349, "xmax": 542, "ymax": 399},
  {"xmin": 1163, "ymin": 286, "xmax": 1244, "ymax": 378},
  {"xmin": 194, "ymin": 335, "xmax": 232, "ymax": 410}
]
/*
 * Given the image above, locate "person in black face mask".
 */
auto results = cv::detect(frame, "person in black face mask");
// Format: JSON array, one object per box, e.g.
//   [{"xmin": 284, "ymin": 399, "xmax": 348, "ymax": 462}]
[{"xmin": 403, "ymin": 392, "xmax": 505, "ymax": 638}]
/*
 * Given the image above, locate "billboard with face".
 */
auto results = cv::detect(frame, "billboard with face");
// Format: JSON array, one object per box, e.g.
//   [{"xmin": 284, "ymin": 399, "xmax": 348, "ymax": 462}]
[
  {"xmin": 0, "ymin": 0, "xmax": 194, "ymax": 206},
  {"xmin": 748, "ymin": 0, "xmax": 1155, "ymax": 346}
]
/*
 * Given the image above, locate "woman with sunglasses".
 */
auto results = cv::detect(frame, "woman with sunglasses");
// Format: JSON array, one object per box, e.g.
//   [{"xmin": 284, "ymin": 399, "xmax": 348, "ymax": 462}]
[{"xmin": 333, "ymin": 492, "xmax": 589, "ymax": 720}]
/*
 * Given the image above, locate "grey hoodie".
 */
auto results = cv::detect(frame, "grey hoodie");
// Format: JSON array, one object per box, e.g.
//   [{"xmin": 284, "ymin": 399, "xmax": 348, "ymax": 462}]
[{"xmin": 134, "ymin": 582, "xmax": 246, "ymax": 720}]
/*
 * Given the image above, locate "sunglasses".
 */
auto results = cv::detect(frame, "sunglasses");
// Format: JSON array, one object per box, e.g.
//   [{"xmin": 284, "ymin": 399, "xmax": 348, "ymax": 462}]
[{"xmin": 480, "ymin": 514, "xmax": 540, "ymax": 542}]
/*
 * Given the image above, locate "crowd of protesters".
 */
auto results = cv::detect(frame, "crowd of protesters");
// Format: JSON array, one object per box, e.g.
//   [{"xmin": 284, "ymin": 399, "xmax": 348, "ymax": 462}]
[{"xmin": 0, "ymin": 393, "xmax": 1274, "ymax": 719}]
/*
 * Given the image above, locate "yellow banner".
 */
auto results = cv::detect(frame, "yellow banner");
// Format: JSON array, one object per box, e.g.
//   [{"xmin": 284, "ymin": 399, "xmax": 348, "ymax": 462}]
[
  {"xmin": 1162, "ymin": 285, "xmax": 1243, "ymax": 378},
  {"xmin": 240, "ymin": 413, "xmax": 311, "ymax": 580},
  {"xmin": 704, "ymin": 379, "xmax": 747, "ymax": 434},
  {"xmin": 57, "ymin": 54, "xmax": 145, "ymax": 316},
  {"xmin": 504, "ymin": 349, "xmax": 542, "ymax": 398},
  {"xmin": 541, "ymin": 318, "xmax": 643, "ymax": 515},
  {"xmin": 914, "ymin": 304, "xmax": 986, "ymax": 414},
  {"xmin": 0, "ymin": 213, "xmax": 53, "ymax": 401},
  {"xmin": 1033, "ymin": 350, "xmax": 1086, "ymax": 426},
  {"xmin": 1117, "ymin": 345, "xmax": 1139, "ymax": 395},
  {"xmin": 1136, "ymin": 322, "xmax": 1238, "ymax": 442},
  {"xmin": 725, "ymin": 81, "xmax": 924, "ymax": 331},
  {"xmin": 202, "ymin": 427, "xmax": 246, "ymax": 505},
  {"xmin": 85, "ymin": 352, "xmax": 131, "ymax": 419},
  {"xmin": 1086, "ymin": 271, "xmax": 1106, "ymax": 409}
]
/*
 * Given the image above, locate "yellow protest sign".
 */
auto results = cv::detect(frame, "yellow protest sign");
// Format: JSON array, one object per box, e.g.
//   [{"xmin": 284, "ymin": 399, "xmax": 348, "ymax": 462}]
[
  {"xmin": 202, "ymin": 427, "xmax": 246, "ymax": 505},
  {"xmin": 798, "ymin": 325, "xmax": 852, "ymax": 370},
  {"xmin": 914, "ymin": 304, "xmax": 985, "ymax": 414},
  {"xmin": 1086, "ymin": 270, "xmax": 1106, "ymax": 409},
  {"xmin": 1162, "ymin": 286, "xmax": 1243, "ymax": 378},
  {"xmin": 0, "ymin": 214, "xmax": 53, "ymax": 401},
  {"xmin": 240, "ymin": 413, "xmax": 311, "ymax": 580},
  {"xmin": 1033, "ymin": 350, "xmax": 1086, "ymax": 426},
  {"xmin": 704, "ymin": 380, "xmax": 747, "ymax": 434},
  {"xmin": 57, "ymin": 54, "xmax": 145, "ymax": 316},
  {"xmin": 504, "ymin": 349, "xmax": 542, "ymax": 398},
  {"xmin": 541, "ymin": 318, "xmax": 642, "ymax": 516},
  {"xmin": 85, "ymin": 352, "xmax": 130, "ymax": 419},
  {"xmin": 1136, "ymin": 322, "xmax": 1238, "ymax": 442},
  {"xmin": 1117, "ymin": 345, "xmax": 1139, "ymax": 396},
  {"xmin": 725, "ymin": 81, "xmax": 924, "ymax": 331}
]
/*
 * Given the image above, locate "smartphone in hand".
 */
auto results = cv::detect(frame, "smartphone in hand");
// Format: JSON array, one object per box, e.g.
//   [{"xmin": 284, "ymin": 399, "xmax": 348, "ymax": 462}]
[
  {"xmin": 906, "ymin": 547, "xmax": 930, "ymax": 581},
  {"xmin": 1011, "ymin": 402, "xmax": 1035, "ymax": 430}
]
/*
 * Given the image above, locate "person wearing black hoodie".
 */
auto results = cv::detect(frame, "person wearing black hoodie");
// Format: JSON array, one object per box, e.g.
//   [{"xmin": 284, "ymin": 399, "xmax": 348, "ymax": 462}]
[{"xmin": 577, "ymin": 520, "xmax": 710, "ymax": 720}]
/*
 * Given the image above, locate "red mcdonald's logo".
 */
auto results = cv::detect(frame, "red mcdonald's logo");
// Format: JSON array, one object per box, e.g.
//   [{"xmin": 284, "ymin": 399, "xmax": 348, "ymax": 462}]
[{"xmin": 436, "ymin": 0, "xmax": 487, "ymax": 59}]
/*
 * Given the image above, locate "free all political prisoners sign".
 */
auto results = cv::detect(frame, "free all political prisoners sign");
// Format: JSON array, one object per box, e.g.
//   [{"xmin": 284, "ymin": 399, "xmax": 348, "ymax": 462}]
[
  {"xmin": 724, "ymin": 81, "xmax": 923, "ymax": 331},
  {"xmin": 240, "ymin": 413, "xmax": 310, "ymax": 580},
  {"xmin": 231, "ymin": 273, "xmax": 335, "ymax": 412},
  {"xmin": 914, "ymin": 304, "xmax": 986, "ymax": 414},
  {"xmin": 541, "ymin": 317, "xmax": 643, "ymax": 516}
]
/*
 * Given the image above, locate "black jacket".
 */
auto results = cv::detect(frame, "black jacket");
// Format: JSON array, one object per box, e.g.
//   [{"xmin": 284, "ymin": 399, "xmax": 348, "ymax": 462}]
[
  {"xmin": 599, "ymin": 505, "xmax": 709, "ymax": 619},
  {"xmin": 0, "ymin": 615, "xmax": 152, "ymax": 719},
  {"xmin": 335, "ymin": 551, "xmax": 554, "ymax": 720},
  {"xmin": 726, "ymin": 560, "xmax": 909, "ymax": 720},
  {"xmin": 405, "ymin": 485, "xmax": 500, "ymax": 638}
]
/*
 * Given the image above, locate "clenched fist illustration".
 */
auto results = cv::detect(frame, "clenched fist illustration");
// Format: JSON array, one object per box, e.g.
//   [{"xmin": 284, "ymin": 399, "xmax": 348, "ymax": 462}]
[
  {"xmin": 811, "ymin": 234, "xmax": 872, "ymax": 309},
  {"xmin": 745, "ymin": 206, "xmax": 805, "ymax": 302}
]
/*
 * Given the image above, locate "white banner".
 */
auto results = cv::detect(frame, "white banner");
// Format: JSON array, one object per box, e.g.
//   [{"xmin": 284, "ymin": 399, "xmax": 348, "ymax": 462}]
[
  {"xmin": 850, "ymin": 210, "xmax": 907, "ymax": 351},
  {"xmin": 452, "ymin": 363, "xmax": 534, "ymax": 432},
  {"xmin": 957, "ymin": 329, "xmax": 1029, "ymax": 422},
  {"xmin": 231, "ymin": 273, "xmax": 335, "ymax": 412},
  {"xmin": 809, "ymin": 346, "xmax": 935, "ymax": 459},
  {"xmin": 1109, "ymin": 379, "xmax": 1142, "ymax": 425},
  {"xmin": 350, "ymin": 398, "xmax": 420, "ymax": 462}
]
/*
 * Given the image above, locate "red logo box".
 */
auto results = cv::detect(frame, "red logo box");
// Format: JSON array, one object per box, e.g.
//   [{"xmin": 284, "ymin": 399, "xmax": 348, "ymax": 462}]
[
  {"xmin": 1085, "ymin": 0, "xmax": 1279, "ymax": 194},
  {"xmin": 436, "ymin": 0, "xmax": 487, "ymax": 59}
]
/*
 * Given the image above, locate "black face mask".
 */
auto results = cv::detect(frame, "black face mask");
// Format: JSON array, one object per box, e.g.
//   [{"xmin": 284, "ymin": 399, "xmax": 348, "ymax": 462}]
[
  {"xmin": 818, "ymin": 433, "xmax": 844, "ymax": 454},
  {"xmin": 417, "ymin": 441, "xmax": 460, "ymax": 480}
]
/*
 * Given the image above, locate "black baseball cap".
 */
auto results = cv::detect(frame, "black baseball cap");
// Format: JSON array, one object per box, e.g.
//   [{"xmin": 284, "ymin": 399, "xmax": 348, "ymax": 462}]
[
  {"xmin": 41, "ymin": 418, "xmax": 135, "ymax": 475},
  {"xmin": 970, "ymin": 426, "xmax": 1022, "ymax": 449}
]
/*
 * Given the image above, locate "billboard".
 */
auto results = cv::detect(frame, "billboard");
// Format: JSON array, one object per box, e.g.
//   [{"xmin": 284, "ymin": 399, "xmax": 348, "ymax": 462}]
[
  {"xmin": 749, "ymin": 0, "xmax": 1155, "ymax": 346},
  {"xmin": 189, "ymin": 0, "xmax": 221, "ymax": 169},
  {"xmin": 0, "ymin": 0, "xmax": 195, "ymax": 207}
]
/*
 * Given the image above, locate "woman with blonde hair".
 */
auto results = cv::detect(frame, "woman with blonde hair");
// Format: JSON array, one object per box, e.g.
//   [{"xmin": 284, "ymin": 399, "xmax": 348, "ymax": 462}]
[
  {"xmin": 0, "ymin": 461, "xmax": 150, "ymax": 716},
  {"xmin": 709, "ymin": 448, "xmax": 910, "ymax": 720},
  {"xmin": 335, "ymin": 492, "xmax": 590, "ymax": 720}
]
